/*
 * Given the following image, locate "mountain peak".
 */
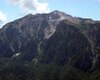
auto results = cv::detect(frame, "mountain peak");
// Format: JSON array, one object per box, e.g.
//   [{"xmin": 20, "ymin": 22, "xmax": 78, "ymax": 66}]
[
  {"xmin": 23, "ymin": 14, "xmax": 34, "ymax": 18},
  {"xmin": 50, "ymin": 10, "xmax": 68, "ymax": 16},
  {"xmin": 0, "ymin": 10, "xmax": 100, "ymax": 80},
  {"xmin": 51, "ymin": 10, "xmax": 64, "ymax": 13}
]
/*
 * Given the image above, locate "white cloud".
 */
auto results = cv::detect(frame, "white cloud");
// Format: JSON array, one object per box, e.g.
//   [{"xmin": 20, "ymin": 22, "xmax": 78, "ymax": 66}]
[
  {"xmin": 0, "ymin": 11, "xmax": 7, "ymax": 27},
  {"xmin": 8, "ymin": 0, "xmax": 50, "ymax": 14},
  {"xmin": 8, "ymin": 0, "xmax": 20, "ymax": 4}
]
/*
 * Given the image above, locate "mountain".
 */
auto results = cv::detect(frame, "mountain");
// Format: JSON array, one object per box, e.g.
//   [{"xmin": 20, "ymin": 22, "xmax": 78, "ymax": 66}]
[{"xmin": 0, "ymin": 10, "xmax": 100, "ymax": 80}]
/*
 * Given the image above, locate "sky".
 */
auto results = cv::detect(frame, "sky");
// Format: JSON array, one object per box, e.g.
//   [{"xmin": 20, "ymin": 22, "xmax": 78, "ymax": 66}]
[{"xmin": 0, "ymin": 0, "xmax": 100, "ymax": 27}]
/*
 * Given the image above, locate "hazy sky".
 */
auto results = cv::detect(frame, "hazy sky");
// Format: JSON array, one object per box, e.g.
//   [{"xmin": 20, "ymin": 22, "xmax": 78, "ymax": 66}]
[{"xmin": 0, "ymin": 0, "xmax": 100, "ymax": 27}]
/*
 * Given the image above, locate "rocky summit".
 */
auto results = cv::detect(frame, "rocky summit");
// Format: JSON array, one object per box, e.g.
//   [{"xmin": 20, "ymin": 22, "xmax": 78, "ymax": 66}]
[{"xmin": 0, "ymin": 10, "xmax": 100, "ymax": 80}]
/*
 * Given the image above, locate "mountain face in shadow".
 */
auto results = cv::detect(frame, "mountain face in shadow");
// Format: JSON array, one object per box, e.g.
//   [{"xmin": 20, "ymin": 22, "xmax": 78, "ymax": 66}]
[{"xmin": 0, "ymin": 10, "xmax": 100, "ymax": 80}]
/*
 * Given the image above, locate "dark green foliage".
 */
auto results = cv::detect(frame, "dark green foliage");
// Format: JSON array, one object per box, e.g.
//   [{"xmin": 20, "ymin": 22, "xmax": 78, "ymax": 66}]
[{"xmin": 60, "ymin": 67, "xmax": 89, "ymax": 80}]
